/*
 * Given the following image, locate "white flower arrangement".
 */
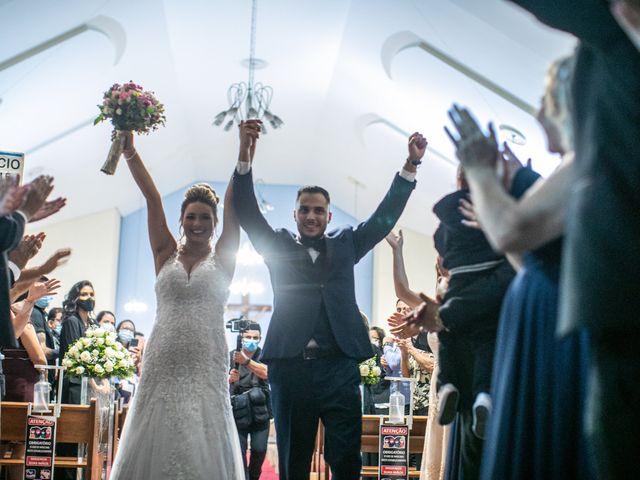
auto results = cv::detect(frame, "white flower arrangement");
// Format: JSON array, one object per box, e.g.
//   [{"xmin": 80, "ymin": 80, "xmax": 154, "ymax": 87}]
[
  {"xmin": 359, "ymin": 356, "xmax": 382, "ymax": 385},
  {"xmin": 62, "ymin": 327, "xmax": 136, "ymax": 379}
]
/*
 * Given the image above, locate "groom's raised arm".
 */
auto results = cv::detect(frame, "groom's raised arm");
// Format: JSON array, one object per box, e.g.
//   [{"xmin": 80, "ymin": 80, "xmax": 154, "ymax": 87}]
[
  {"xmin": 232, "ymin": 120, "xmax": 278, "ymax": 256},
  {"xmin": 352, "ymin": 132, "xmax": 427, "ymax": 262}
]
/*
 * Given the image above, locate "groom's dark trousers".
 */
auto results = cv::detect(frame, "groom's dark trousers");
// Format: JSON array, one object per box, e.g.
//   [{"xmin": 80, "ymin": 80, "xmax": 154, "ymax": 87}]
[{"xmin": 233, "ymin": 166, "xmax": 415, "ymax": 479}]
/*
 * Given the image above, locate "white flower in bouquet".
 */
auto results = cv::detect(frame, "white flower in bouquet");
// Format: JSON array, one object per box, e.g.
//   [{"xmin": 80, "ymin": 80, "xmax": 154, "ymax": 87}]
[
  {"xmin": 359, "ymin": 357, "xmax": 381, "ymax": 385},
  {"xmin": 62, "ymin": 327, "xmax": 137, "ymax": 379}
]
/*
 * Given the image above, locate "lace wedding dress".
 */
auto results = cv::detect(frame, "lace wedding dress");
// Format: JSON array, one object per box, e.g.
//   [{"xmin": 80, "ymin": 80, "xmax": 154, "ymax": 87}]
[{"xmin": 111, "ymin": 251, "xmax": 245, "ymax": 479}]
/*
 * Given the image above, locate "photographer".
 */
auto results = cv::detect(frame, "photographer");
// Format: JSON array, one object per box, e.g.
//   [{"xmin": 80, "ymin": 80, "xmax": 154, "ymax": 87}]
[{"xmin": 228, "ymin": 322, "xmax": 271, "ymax": 480}]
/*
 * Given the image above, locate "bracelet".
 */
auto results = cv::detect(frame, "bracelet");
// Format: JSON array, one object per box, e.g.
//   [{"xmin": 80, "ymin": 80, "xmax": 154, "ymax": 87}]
[{"xmin": 124, "ymin": 151, "xmax": 138, "ymax": 161}]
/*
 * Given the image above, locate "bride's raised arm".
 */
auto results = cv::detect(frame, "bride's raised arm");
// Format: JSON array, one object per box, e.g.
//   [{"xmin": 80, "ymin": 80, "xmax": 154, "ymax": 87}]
[
  {"xmin": 215, "ymin": 181, "xmax": 240, "ymax": 277},
  {"xmin": 120, "ymin": 131, "xmax": 176, "ymax": 273},
  {"xmin": 214, "ymin": 120, "xmax": 261, "ymax": 277}
]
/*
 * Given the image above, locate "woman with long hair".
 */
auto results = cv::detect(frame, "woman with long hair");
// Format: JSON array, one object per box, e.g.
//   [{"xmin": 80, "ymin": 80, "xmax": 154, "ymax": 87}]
[{"xmin": 110, "ymin": 123, "xmax": 258, "ymax": 479}]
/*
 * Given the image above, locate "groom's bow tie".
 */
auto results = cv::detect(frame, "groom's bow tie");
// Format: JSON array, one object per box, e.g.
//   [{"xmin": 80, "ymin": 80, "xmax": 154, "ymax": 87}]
[{"xmin": 299, "ymin": 235, "xmax": 326, "ymax": 253}]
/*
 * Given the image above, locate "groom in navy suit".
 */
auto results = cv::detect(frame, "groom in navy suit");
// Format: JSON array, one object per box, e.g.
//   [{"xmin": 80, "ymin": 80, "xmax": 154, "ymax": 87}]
[{"xmin": 233, "ymin": 120, "xmax": 427, "ymax": 479}]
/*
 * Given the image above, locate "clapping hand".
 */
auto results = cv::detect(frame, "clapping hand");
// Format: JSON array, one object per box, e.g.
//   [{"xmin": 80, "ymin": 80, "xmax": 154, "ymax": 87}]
[
  {"xmin": 388, "ymin": 293, "xmax": 442, "ymax": 338},
  {"xmin": 407, "ymin": 132, "xmax": 428, "ymax": 169},
  {"xmin": 458, "ymin": 196, "xmax": 480, "ymax": 229},
  {"xmin": 385, "ymin": 230, "xmax": 404, "ymax": 251},
  {"xmin": 20, "ymin": 175, "xmax": 55, "ymax": 221},
  {"xmin": 238, "ymin": 120, "xmax": 262, "ymax": 164},
  {"xmin": 26, "ymin": 278, "xmax": 61, "ymax": 303},
  {"xmin": 0, "ymin": 176, "xmax": 29, "ymax": 216},
  {"xmin": 501, "ymin": 142, "xmax": 531, "ymax": 191},
  {"xmin": 38, "ymin": 248, "xmax": 72, "ymax": 275},
  {"xmin": 9, "ymin": 232, "xmax": 46, "ymax": 269},
  {"xmin": 445, "ymin": 104, "xmax": 500, "ymax": 172}
]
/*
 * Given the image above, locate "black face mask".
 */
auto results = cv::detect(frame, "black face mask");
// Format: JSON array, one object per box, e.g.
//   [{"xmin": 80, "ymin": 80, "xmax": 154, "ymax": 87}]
[{"xmin": 76, "ymin": 298, "xmax": 95, "ymax": 312}]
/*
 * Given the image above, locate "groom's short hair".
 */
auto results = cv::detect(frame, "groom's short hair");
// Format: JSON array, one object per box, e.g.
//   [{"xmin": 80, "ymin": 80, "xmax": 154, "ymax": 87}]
[{"xmin": 296, "ymin": 186, "xmax": 330, "ymax": 205}]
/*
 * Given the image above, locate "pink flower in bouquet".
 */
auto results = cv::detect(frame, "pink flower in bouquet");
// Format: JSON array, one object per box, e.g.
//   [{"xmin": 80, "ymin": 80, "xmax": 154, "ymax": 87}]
[{"xmin": 94, "ymin": 81, "xmax": 166, "ymax": 135}]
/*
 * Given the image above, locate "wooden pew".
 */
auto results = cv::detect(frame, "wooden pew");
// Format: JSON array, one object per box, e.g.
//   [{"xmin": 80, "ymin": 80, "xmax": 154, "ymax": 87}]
[{"xmin": 0, "ymin": 400, "xmax": 101, "ymax": 480}]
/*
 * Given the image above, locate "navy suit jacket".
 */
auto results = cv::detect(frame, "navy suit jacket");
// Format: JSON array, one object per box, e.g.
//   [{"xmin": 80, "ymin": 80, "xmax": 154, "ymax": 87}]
[
  {"xmin": 1, "ymin": 213, "xmax": 25, "ymax": 347},
  {"xmin": 233, "ymin": 169, "xmax": 416, "ymax": 362}
]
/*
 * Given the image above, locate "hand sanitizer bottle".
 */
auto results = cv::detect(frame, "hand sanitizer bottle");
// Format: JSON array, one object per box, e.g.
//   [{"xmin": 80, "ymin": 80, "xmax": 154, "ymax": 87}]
[
  {"xmin": 389, "ymin": 381, "xmax": 405, "ymax": 424},
  {"xmin": 33, "ymin": 370, "xmax": 51, "ymax": 413}
]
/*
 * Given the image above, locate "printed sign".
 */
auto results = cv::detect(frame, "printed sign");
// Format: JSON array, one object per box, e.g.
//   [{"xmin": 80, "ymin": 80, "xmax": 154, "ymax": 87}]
[
  {"xmin": 379, "ymin": 424, "xmax": 409, "ymax": 480},
  {"xmin": 0, "ymin": 151, "xmax": 25, "ymax": 181},
  {"xmin": 24, "ymin": 415, "xmax": 57, "ymax": 480}
]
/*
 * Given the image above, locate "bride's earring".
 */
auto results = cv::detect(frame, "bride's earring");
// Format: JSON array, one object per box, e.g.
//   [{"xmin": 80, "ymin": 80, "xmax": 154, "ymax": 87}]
[{"xmin": 179, "ymin": 225, "xmax": 185, "ymax": 243}]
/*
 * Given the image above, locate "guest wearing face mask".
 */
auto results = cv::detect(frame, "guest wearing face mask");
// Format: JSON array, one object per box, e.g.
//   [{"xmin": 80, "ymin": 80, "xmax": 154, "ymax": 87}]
[
  {"xmin": 29, "ymin": 276, "xmax": 58, "ymax": 388},
  {"xmin": 47, "ymin": 307, "xmax": 63, "ymax": 351},
  {"xmin": 116, "ymin": 319, "xmax": 136, "ymax": 347},
  {"xmin": 59, "ymin": 280, "xmax": 96, "ymax": 403},
  {"xmin": 96, "ymin": 310, "xmax": 117, "ymax": 332},
  {"xmin": 229, "ymin": 323, "xmax": 271, "ymax": 480}
]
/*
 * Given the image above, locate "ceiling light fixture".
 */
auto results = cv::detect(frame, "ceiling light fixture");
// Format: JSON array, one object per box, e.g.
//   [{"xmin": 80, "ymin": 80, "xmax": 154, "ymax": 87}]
[{"xmin": 213, "ymin": 0, "xmax": 283, "ymax": 132}]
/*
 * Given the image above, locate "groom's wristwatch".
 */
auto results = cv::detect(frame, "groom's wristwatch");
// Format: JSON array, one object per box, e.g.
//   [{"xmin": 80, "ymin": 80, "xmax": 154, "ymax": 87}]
[{"xmin": 409, "ymin": 157, "xmax": 422, "ymax": 166}]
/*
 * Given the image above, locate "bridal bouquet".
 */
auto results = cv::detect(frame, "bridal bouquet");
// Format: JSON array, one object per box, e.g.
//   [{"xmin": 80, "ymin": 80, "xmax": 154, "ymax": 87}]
[
  {"xmin": 62, "ymin": 327, "xmax": 137, "ymax": 379},
  {"xmin": 94, "ymin": 81, "xmax": 166, "ymax": 175},
  {"xmin": 359, "ymin": 357, "xmax": 382, "ymax": 385}
]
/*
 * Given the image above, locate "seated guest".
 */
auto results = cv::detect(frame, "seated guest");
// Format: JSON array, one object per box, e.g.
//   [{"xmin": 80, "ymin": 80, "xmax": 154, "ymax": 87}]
[{"xmin": 228, "ymin": 322, "xmax": 271, "ymax": 480}]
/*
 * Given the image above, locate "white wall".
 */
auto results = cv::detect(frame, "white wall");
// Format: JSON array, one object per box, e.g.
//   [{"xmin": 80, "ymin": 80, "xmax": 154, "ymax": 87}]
[
  {"xmin": 371, "ymin": 226, "xmax": 437, "ymax": 330},
  {"xmin": 25, "ymin": 209, "xmax": 121, "ymax": 315}
]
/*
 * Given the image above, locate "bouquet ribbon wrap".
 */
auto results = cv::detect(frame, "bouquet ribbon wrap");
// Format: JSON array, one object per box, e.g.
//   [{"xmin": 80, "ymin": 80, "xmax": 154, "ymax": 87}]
[{"xmin": 101, "ymin": 132, "xmax": 126, "ymax": 175}]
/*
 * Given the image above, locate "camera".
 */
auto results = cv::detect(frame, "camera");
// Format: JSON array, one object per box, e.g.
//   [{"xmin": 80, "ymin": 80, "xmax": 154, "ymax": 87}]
[{"xmin": 225, "ymin": 316, "xmax": 251, "ymax": 333}]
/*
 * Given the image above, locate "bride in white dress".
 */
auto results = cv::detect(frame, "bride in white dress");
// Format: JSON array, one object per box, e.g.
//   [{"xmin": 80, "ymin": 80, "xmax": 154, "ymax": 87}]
[{"xmin": 111, "ymin": 123, "xmax": 260, "ymax": 479}]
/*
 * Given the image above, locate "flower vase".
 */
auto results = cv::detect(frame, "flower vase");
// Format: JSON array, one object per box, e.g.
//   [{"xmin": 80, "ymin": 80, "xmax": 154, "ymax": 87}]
[
  {"xmin": 80, "ymin": 376, "xmax": 116, "ymax": 459},
  {"xmin": 100, "ymin": 133, "xmax": 125, "ymax": 175}
]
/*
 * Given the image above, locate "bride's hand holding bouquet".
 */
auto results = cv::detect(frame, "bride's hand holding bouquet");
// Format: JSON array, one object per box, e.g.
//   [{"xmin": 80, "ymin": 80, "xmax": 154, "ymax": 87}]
[{"xmin": 94, "ymin": 81, "xmax": 166, "ymax": 174}]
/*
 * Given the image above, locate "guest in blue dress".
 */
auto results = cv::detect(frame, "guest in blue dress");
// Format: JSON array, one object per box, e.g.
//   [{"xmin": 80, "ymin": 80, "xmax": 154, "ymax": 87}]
[{"xmin": 443, "ymin": 55, "xmax": 592, "ymax": 479}]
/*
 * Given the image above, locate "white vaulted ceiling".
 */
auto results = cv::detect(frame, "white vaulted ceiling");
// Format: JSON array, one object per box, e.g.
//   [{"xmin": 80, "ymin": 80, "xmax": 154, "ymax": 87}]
[{"xmin": 0, "ymin": 0, "xmax": 575, "ymax": 235}]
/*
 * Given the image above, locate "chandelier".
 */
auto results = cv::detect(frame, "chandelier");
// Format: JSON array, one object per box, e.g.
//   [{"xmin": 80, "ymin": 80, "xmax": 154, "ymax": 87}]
[{"xmin": 213, "ymin": 0, "xmax": 283, "ymax": 132}]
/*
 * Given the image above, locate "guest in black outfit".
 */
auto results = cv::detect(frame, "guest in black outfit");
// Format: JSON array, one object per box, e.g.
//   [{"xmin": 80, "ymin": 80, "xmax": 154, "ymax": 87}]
[
  {"xmin": 504, "ymin": 2, "xmax": 640, "ymax": 477},
  {"xmin": 57, "ymin": 280, "xmax": 96, "ymax": 480},
  {"xmin": 229, "ymin": 322, "xmax": 271, "ymax": 480},
  {"xmin": 59, "ymin": 280, "xmax": 96, "ymax": 403},
  {"xmin": 232, "ymin": 119, "xmax": 426, "ymax": 479}
]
